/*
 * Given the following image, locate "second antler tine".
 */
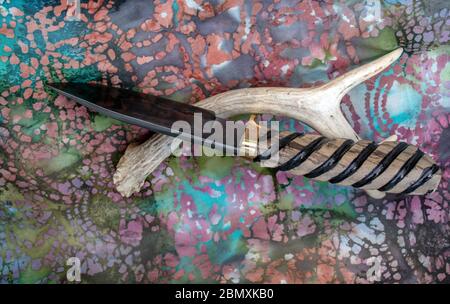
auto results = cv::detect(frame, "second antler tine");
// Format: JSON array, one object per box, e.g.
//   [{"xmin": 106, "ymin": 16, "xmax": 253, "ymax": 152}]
[{"xmin": 323, "ymin": 48, "xmax": 404, "ymax": 100}]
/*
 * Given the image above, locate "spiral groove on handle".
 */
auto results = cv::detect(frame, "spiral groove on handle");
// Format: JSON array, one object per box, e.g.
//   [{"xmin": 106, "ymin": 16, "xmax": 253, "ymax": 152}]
[{"xmin": 254, "ymin": 132, "xmax": 441, "ymax": 196}]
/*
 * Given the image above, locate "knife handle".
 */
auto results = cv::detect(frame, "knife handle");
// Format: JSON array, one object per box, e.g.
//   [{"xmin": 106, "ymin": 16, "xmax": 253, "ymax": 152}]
[{"xmin": 252, "ymin": 132, "xmax": 441, "ymax": 196}]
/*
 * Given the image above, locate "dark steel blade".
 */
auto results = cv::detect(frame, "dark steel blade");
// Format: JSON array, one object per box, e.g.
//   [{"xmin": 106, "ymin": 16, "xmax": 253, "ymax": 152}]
[{"xmin": 47, "ymin": 83, "xmax": 241, "ymax": 154}]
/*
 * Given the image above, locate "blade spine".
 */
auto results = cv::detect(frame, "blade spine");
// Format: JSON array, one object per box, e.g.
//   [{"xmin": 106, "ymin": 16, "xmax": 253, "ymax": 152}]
[
  {"xmin": 48, "ymin": 84, "xmax": 182, "ymax": 138},
  {"xmin": 49, "ymin": 82, "xmax": 219, "ymax": 118},
  {"xmin": 47, "ymin": 83, "xmax": 239, "ymax": 153}
]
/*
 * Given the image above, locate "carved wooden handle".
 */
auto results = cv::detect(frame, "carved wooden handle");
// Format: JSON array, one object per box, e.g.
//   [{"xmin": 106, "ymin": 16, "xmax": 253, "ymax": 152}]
[{"xmin": 254, "ymin": 132, "xmax": 441, "ymax": 195}]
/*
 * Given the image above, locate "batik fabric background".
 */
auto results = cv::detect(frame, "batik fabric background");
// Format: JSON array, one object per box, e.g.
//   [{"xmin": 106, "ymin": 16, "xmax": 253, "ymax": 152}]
[{"xmin": 0, "ymin": 0, "xmax": 449, "ymax": 283}]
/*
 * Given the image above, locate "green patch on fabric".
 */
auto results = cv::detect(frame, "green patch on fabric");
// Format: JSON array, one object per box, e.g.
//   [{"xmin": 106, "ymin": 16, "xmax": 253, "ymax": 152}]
[
  {"xmin": 0, "ymin": 184, "xmax": 25, "ymax": 202},
  {"xmin": 261, "ymin": 191, "xmax": 356, "ymax": 224},
  {"xmin": 229, "ymin": 113, "xmax": 252, "ymax": 121},
  {"xmin": 0, "ymin": 56, "xmax": 7, "ymax": 78},
  {"xmin": 152, "ymin": 188, "xmax": 178, "ymax": 216},
  {"xmin": 18, "ymin": 233, "xmax": 55, "ymax": 259},
  {"xmin": 277, "ymin": 193, "xmax": 294, "ymax": 210},
  {"xmin": 9, "ymin": 106, "xmax": 26, "ymax": 119},
  {"xmin": 248, "ymin": 160, "xmax": 273, "ymax": 176},
  {"xmin": 81, "ymin": 265, "xmax": 125, "ymax": 284},
  {"xmin": 166, "ymin": 157, "xmax": 193, "ymax": 180},
  {"xmin": 268, "ymin": 235, "xmax": 317, "ymax": 261},
  {"xmin": 333, "ymin": 201, "xmax": 357, "ymax": 219},
  {"xmin": 138, "ymin": 195, "xmax": 157, "ymax": 214},
  {"xmin": 205, "ymin": 230, "xmax": 247, "ymax": 265},
  {"xmin": 56, "ymin": 214, "xmax": 81, "ymax": 247},
  {"xmin": 88, "ymin": 195, "xmax": 121, "ymax": 231},
  {"xmin": 92, "ymin": 114, "xmax": 122, "ymax": 132},
  {"xmin": 300, "ymin": 200, "xmax": 357, "ymax": 222},
  {"xmin": 1, "ymin": 186, "xmax": 78, "ymax": 260},
  {"xmin": 260, "ymin": 192, "xmax": 296, "ymax": 215},
  {"xmin": 14, "ymin": 226, "xmax": 48, "ymax": 244},
  {"xmin": 5, "ymin": 212, "xmax": 49, "ymax": 258},
  {"xmin": 60, "ymin": 65, "xmax": 101, "ymax": 83},
  {"xmin": 354, "ymin": 27, "xmax": 398, "ymax": 58},
  {"xmin": 18, "ymin": 265, "xmax": 52, "ymax": 284},
  {"xmin": 260, "ymin": 203, "xmax": 277, "ymax": 215},
  {"xmin": 139, "ymin": 230, "xmax": 176, "ymax": 262},
  {"xmin": 197, "ymin": 156, "xmax": 235, "ymax": 180},
  {"xmin": 309, "ymin": 58, "xmax": 327, "ymax": 68},
  {"xmin": 17, "ymin": 115, "xmax": 49, "ymax": 141},
  {"xmin": 44, "ymin": 148, "xmax": 81, "ymax": 174}
]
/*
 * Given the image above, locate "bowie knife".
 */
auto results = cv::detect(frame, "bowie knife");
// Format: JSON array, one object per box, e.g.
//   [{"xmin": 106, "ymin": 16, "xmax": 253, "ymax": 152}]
[{"xmin": 47, "ymin": 83, "xmax": 441, "ymax": 196}]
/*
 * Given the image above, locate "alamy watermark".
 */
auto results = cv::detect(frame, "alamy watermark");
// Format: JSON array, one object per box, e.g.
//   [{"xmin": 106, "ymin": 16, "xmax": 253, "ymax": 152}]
[
  {"xmin": 66, "ymin": 257, "xmax": 81, "ymax": 282},
  {"xmin": 66, "ymin": 0, "xmax": 81, "ymax": 21}
]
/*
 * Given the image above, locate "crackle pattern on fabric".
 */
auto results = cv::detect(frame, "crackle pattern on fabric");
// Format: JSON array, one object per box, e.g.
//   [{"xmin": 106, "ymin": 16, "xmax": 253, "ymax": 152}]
[{"xmin": 0, "ymin": 0, "xmax": 449, "ymax": 283}]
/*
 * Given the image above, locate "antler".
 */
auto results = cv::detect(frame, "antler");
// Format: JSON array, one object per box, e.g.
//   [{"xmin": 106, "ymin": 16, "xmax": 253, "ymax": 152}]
[{"xmin": 114, "ymin": 49, "xmax": 404, "ymax": 198}]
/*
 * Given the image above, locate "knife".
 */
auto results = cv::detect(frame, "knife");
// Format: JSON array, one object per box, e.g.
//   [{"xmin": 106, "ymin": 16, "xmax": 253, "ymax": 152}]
[{"xmin": 47, "ymin": 83, "xmax": 441, "ymax": 196}]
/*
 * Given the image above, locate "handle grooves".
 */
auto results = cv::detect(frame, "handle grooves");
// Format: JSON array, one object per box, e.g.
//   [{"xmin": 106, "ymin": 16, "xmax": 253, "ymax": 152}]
[{"xmin": 254, "ymin": 132, "xmax": 441, "ymax": 196}]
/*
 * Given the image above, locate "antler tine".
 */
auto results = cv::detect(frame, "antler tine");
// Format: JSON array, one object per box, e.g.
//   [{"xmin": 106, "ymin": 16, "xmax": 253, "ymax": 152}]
[
  {"xmin": 113, "ymin": 49, "xmax": 404, "ymax": 198},
  {"xmin": 323, "ymin": 48, "xmax": 403, "ymax": 100}
]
